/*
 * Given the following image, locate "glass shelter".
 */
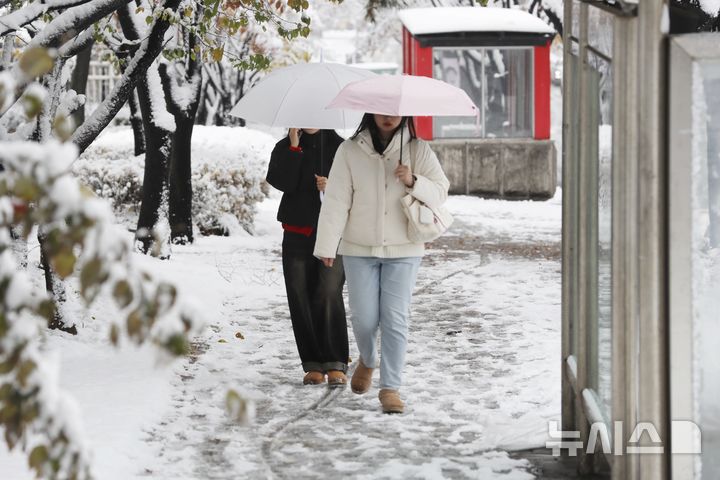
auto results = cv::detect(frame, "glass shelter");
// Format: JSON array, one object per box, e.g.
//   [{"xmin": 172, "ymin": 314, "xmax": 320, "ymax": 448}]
[{"xmin": 562, "ymin": 0, "xmax": 719, "ymax": 478}]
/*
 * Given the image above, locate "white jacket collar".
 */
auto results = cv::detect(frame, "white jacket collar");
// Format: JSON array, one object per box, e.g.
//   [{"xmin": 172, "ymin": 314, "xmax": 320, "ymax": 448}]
[{"xmin": 355, "ymin": 127, "xmax": 412, "ymax": 157}]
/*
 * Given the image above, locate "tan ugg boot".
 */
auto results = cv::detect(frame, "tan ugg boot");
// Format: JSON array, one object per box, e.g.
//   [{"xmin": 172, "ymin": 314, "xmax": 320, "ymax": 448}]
[
  {"xmin": 327, "ymin": 370, "xmax": 347, "ymax": 388},
  {"xmin": 378, "ymin": 389, "xmax": 404, "ymax": 414},
  {"xmin": 303, "ymin": 371, "xmax": 325, "ymax": 385},
  {"xmin": 351, "ymin": 359, "xmax": 374, "ymax": 394}
]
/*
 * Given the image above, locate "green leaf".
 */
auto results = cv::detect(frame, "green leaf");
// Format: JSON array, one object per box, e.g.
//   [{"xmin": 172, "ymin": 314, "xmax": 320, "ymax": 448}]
[
  {"xmin": 112, "ymin": 280, "xmax": 133, "ymax": 309},
  {"xmin": 0, "ymin": 403, "xmax": 18, "ymax": 424},
  {"xmin": 164, "ymin": 334, "xmax": 189, "ymax": 356},
  {"xmin": 28, "ymin": 445, "xmax": 48, "ymax": 472},
  {"xmin": 52, "ymin": 115, "xmax": 72, "ymax": 142},
  {"xmin": 18, "ymin": 47, "xmax": 54, "ymax": 78},
  {"xmin": 80, "ymin": 258, "xmax": 102, "ymax": 296},
  {"xmin": 126, "ymin": 310, "xmax": 143, "ymax": 337},
  {"xmin": 16, "ymin": 360, "xmax": 36, "ymax": 387},
  {"xmin": 211, "ymin": 45, "xmax": 224, "ymax": 62},
  {"xmin": 51, "ymin": 250, "xmax": 76, "ymax": 279},
  {"xmin": 36, "ymin": 300, "xmax": 55, "ymax": 322},
  {"xmin": 0, "ymin": 383, "xmax": 13, "ymax": 402},
  {"xmin": 13, "ymin": 177, "xmax": 39, "ymax": 202},
  {"xmin": 109, "ymin": 324, "xmax": 119, "ymax": 345}
]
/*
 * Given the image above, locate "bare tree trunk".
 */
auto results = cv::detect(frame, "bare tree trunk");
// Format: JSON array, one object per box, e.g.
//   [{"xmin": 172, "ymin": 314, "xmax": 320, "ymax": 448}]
[
  {"xmin": 31, "ymin": 60, "xmax": 77, "ymax": 334},
  {"xmin": 159, "ymin": 30, "xmax": 201, "ymax": 244},
  {"xmin": 128, "ymin": 88, "xmax": 145, "ymax": 156},
  {"xmin": 39, "ymin": 226, "xmax": 77, "ymax": 334},
  {"xmin": 167, "ymin": 114, "xmax": 195, "ymax": 243},
  {"xmin": 117, "ymin": 5, "xmax": 174, "ymax": 254},
  {"xmin": 195, "ymin": 74, "xmax": 209, "ymax": 125},
  {"xmin": 134, "ymin": 95, "xmax": 172, "ymax": 254},
  {"xmin": 69, "ymin": 41, "xmax": 93, "ymax": 129}
]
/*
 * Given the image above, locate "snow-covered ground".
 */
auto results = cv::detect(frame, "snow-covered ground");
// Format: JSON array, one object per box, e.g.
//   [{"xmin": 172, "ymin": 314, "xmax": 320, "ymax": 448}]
[{"xmin": 0, "ymin": 186, "xmax": 561, "ymax": 479}]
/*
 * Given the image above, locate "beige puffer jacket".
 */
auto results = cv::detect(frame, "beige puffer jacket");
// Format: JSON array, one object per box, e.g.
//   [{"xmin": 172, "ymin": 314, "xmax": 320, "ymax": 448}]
[{"xmin": 313, "ymin": 128, "xmax": 450, "ymax": 259}]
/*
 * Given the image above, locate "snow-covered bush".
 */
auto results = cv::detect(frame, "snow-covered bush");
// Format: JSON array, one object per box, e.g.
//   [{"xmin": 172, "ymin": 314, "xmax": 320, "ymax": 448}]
[
  {"xmin": 192, "ymin": 163, "xmax": 269, "ymax": 235},
  {"xmin": 75, "ymin": 126, "xmax": 275, "ymax": 235}
]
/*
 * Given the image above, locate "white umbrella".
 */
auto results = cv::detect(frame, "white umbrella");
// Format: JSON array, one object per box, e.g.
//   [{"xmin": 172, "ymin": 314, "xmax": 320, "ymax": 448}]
[{"xmin": 229, "ymin": 63, "xmax": 377, "ymax": 130}]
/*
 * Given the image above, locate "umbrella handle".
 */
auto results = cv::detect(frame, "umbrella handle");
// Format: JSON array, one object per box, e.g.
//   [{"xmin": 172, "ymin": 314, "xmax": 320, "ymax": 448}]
[{"xmin": 320, "ymin": 130, "xmax": 324, "ymax": 177}]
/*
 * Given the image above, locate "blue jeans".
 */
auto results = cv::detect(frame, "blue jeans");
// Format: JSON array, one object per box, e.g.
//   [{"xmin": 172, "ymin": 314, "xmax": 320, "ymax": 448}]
[{"xmin": 342, "ymin": 256, "xmax": 422, "ymax": 390}]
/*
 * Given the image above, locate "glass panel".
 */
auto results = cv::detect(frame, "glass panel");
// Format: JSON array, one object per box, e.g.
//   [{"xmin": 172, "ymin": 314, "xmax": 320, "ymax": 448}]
[
  {"xmin": 594, "ymin": 52, "xmax": 613, "ymax": 420},
  {"xmin": 484, "ymin": 48, "xmax": 533, "ymax": 138},
  {"xmin": 570, "ymin": 40, "xmax": 580, "ymax": 57},
  {"xmin": 586, "ymin": 49, "xmax": 613, "ymax": 421},
  {"xmin": 588, "ymin": 6, "xmax": 614, "ymax": 58},
  {"xmin": 433, "ymin": 49, "xmax": 484, "ymax": 138},
  {"xmin": 571, "ymin": 0, "xmax": 581, "ymax": 38},
  {"xmin": 694, "ymin": 59, "xmax": 720, "ymax": 479},
  {"xmin": 432, "ymin": 48, "xmax": 533, "ymax": 139}
]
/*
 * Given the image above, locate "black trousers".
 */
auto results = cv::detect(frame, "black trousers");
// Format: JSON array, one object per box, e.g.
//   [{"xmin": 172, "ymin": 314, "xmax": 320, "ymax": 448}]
[{"xmin": 282, "ymin": 231, "xmax": 348, "ymax": 373}]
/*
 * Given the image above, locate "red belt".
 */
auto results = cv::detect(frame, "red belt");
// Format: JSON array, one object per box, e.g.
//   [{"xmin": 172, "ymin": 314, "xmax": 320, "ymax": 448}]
[{"xmin": 282, "ymin": 224, "xmax": 314, "ymax": 236}]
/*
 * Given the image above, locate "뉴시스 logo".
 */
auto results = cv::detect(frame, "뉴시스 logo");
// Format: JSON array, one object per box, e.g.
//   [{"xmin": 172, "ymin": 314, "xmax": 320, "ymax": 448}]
[{"xmin": 545, "ymin": 420, "xmax": 702, "ymax": 456}]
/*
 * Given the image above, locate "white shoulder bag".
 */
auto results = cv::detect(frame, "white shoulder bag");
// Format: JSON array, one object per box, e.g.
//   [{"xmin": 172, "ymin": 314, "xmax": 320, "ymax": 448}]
[{"xmin": 399, "ymin": 140, "xmax": 453, "ymax": 243}]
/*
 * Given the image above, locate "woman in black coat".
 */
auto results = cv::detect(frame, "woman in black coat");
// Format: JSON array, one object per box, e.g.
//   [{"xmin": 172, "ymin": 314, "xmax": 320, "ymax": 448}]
[{"xmin": 266, "ymin": 128, "xmax": 349, "ymax": 387}]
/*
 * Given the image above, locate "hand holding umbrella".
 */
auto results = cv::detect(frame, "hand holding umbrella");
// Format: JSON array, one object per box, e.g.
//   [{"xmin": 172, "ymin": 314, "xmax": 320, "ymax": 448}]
[
  {"xmin": 315, "ymin": 174, "xmax": 327, "ymax": 192},
  {"xmin": 289, "ymin": 128, "xmax": 301, "ymax": 147},
  {"xmin": 394, "ymin": 164, "xmax": 415, "ymax": 187}
]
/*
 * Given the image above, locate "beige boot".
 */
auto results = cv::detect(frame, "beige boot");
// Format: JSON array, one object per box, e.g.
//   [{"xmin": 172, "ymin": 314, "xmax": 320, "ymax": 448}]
[
  {"xmin": 303, "ymin": 371, "xmax": 325, "ymax": 385},
  {"xmin": 327, "ymin": 370, "xmax": 347, "ymax": 388},
  {"xmin": 378, "ymin": 389, "xmax": 404, "ymax": 414},
  {"xmin": 351, "ymin": 359, "xmax": 374, "ymax": 394}
]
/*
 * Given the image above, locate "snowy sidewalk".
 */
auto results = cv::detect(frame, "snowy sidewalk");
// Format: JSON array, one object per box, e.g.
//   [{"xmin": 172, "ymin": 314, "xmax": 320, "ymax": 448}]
[
  {"xmin": 138, "ymin": 194, "xmax": 562, "ymax": 479},
  {"xmin": 0, "ymin": 192, "xmax": 562, "ymax": 480}
]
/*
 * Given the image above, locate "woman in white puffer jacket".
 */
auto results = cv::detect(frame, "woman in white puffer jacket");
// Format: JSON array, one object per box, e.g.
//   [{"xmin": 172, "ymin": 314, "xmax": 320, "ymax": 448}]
[{"xmin": 314, "ymin": 113, "xmax": 450, "ymax": 414}]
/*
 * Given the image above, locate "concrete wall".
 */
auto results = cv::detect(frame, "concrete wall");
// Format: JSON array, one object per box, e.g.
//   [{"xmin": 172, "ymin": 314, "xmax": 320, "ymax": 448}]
[{"xmin": 430, "ymin": 139, "xmax": 557, "ymax": 199}]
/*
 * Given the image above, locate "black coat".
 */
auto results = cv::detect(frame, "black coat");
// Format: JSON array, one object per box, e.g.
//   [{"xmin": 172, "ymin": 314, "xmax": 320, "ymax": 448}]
[{"xmin": 266, "ymin": 130, "xmax": 344, "ymax": 228}]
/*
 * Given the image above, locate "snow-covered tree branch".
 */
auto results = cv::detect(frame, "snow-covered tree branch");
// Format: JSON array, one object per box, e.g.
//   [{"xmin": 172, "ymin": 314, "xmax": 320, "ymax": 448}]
[{"xmin": 0, "ymin": 0, "xmax": 94, "ymax": 37}]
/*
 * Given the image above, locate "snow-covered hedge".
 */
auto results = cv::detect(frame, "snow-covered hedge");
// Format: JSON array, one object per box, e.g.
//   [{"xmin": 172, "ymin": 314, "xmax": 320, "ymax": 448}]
[{"xmin": 75, "ymin": 126, "xmax": 275, "ymax": 235}]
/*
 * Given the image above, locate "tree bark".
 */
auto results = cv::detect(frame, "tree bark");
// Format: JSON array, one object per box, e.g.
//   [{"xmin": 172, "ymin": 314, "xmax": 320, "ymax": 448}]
[
  {"xmin": 159, "ymin": 32, "xmax": 202, "ymax": 244},
  {"xmin": 38, "ymin": 223, "xmax": 76, "ymax": 335},
  {"xmin": 32, "ymin": 63, "xmax": 76, "ymax": 334},
  {"xmin": 134, "ymin": 101, "xmax": 171, "ymax": 254},
  {"xmin": 128, "ymin": 88, "xmax": 145, "ymax": 156},
  {"xmin": 117, "ymin": 6, "xmax": 174, "ymax": 254},
  {"xmin": 69, "ymin": 41, "xmax": 93, "ymax": 129},
  {"xmin": 167, "ymin": 113, "xmax": 195, "ymax": 243}
]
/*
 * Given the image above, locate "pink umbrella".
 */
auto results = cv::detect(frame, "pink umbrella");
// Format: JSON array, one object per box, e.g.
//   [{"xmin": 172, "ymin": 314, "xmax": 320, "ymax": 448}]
[{"xmin": 326, "ymin": 74, "xmax": 478, "ymax": 117}]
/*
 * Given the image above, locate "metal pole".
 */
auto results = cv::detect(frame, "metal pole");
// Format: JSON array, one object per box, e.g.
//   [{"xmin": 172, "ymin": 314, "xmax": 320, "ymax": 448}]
[
  {"xmin": 612, "ymin": 13, "xmax": 640, "ymax": 480},
  {"xmin": 636, "ymin": 0, "xmax": 668, "ymax": 477},
  {"xmin": 561, "ymin": 0, "xmax": 577, "ymax": 437},
  {"xmin": 576, "ymin": 1, "xmax": 595, "ymax": 473}
]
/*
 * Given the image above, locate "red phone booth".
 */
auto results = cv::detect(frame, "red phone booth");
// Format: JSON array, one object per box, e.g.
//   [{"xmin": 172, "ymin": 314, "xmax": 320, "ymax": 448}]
[{"xmin": 398, "ymin": 7, "xmax": 557, "ymax": 198}]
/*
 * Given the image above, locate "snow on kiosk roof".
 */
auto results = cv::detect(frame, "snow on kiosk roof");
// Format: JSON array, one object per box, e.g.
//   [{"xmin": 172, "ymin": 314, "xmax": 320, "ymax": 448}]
[{"xmin": 398, "ymin": 7, "xmax": 555, "ymax": 47}]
